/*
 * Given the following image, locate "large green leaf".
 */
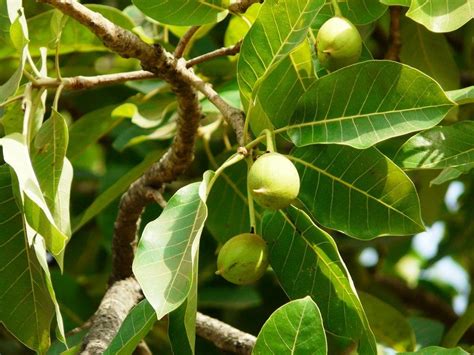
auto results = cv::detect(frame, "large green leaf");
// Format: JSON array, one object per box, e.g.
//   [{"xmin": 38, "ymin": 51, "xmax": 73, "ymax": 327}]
[
  {"xmin": 132, "ymin": 0, "xmax": 228, "ymax": 26},
  {"xmin": 261, "ymin": 207, "xmax": 377, "ymax": 354},
  {"xmin": 283, "ymin": 61, "xmax": 454, "ymax": 149},
  {"xmin": 0, "ymin": 165, "xmax": 54, "ymax": 353},
  {"xmin": 406, "ymin": 0, "xmax": 473, "ymax": 33},
  {"xmin": 400, "ymin": 346, "xmax": 469, "ymax": 354},
  {"xmin": 104, "ymin": 300, "xmax": 156, "ymax": 355},
  {"xmin": 0, "ymin": 133, "xmax": 69, "ymax": 263},
  {"xmin": 360, "ymin": 292, "xmax": 416, "ymax": 352},
  {"xmin": 253, "ymin": 297, "xmax": 327, "ymax": 355},
  {"xmin": 400, "ymin": 18, "xmax": 459, "ymax": 90},
  {"xmin": 132, "ymin": 172, "xmax": 212, "ymax": 319},
  {"xmin": 446, "ymin": 86, "xmax": 474, "ymax": 105},
  {"xmin": 237, "ymin": 0, "xmax": 323, "ymax": 111},
  {"xmin": 291, "ymin": 144, "xmax": 424, "ymax": 239},
  {"xmin": 394, "ymin": 121, "xmax": 474, "ymax": 170}
]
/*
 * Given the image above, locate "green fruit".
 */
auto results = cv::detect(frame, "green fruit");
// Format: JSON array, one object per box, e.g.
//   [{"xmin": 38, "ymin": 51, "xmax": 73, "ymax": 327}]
[
  {"xmin": 316, "ymin": 16, "xmax": 362, "ymax": 72},
  {"xmin": 248, "ymin": 152, "xmax": 300, "ymax": 210},
  {"xmin": 216, "ymin": 233, "xmax": 269, "ymax": 285}
]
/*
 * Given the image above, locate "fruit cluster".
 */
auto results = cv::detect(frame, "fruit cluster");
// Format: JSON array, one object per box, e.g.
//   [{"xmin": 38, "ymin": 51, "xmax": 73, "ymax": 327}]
[{"xmin": 216, "ymin": 15, "xmax": 362, "ymax": 285}]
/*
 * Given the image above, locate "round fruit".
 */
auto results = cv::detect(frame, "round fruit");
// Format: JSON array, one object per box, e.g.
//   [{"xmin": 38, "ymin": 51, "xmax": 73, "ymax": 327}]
[
  {"xmin": 316, "ymin": 16, "xmax": 362, "ymax": 72},
  {"xmin": 216, "ymin": 233, "xmax": 269, "ymax": 285},
  {"xmin": 248, "ymin": 152, "xmax": 300, "ymax": 210}
]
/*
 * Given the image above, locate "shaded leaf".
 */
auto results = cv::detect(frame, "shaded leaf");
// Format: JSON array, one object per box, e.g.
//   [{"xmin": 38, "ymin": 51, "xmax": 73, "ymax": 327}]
[
  {"xmin": 291, "ymin": 144, "xmax": 424, "ymax": 239},
  {"xmin": 338, "ymin": 0, "xmax": 387, "ymax": 25},
  {"xmin": 0, "ymin": 165, "xmax": 54, "ymax": 353},
  {"xmin": 253, "ymin": 297, "xmax": 326, "ymax": 355},
  {"xmin": 394, "ymin": 122, "xmax": 474, "ymax": 170},
  {"xmin": 400, "ymin": 18, "xmax": 459, "ymax": 90},
  {"xmin": 284, "ymin": 61, "xmax": 454, "ymax": 149},
  {"xmin": 430, "ymin": 164, "xmax": 474, "ymax": 185},
  {"xmin": 408, "ymin": 317, "xmax": 445, "ymax": 348},
  {"xmin": 261, "ymin": 206, "xmax": 377, "ymax": 354},
  {"xmin": 360, "ymin": 292, "xmax": 416, "ymax": 352}
]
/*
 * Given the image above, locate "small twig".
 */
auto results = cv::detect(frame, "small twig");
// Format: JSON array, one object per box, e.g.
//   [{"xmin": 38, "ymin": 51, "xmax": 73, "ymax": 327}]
[
  {"xmin": 186, "ymin": 41, "xmax": 242, "ymax": 67},
  {"xmin": 174, "ymin": 25, "xmax": 201, "ymax": 58},
  {"xmin": 228, "ymin": 0, "xmax": 262, "ymax": 13},
  {"xmin": 385, "ymin": 6, "xmax": 402, "ymax": 61},
  {"xmin": 196, "ymin": 312, "xmax": 256, "ymax": 354},
  {"xmin": 32, "ymin": 71, "xmax": 156, "ymax": 90}
]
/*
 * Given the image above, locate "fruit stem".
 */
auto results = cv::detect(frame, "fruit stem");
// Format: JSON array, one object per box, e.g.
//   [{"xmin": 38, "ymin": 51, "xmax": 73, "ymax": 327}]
[
  {"xmin": 246, "ymin": 156, "xmax": 257, "ymax": 233},
  {"xmin": 262, "ymin": 129, "xmax": 275, "ymax": 152},
  {"xmin": 442, "ymin": 302, "xmax": 474, "ymax": 348},
  {"xmin": 207, "ymin": 152, "xmax": 246, "ymax": 195},
  {"xmin": 331, "ymin": 0, "xmax": 342, "ymax": 17}
]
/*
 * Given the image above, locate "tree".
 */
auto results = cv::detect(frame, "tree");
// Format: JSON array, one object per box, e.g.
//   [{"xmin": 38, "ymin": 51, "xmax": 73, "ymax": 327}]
[{"xmin": 0, "ymin": 0, "xmax": 473, "ymax": 354}]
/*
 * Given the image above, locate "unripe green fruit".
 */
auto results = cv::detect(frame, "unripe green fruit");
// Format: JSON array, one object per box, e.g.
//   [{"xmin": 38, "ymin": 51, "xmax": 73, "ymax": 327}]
[
  {"xmin": 316, "ymin": 16, "xmax": 362, "ymax": 72},
  {"xmin": 216, "ymin": 233, "xmax": 269, "ymax": 285},
  {"xmin": 248, "ymin": 152, "xmax": 300, "ymax": 210}
]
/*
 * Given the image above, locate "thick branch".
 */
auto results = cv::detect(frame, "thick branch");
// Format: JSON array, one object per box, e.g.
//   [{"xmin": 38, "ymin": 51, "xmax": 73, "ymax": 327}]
[
  {"xmin": 81, "ymin": 278, "xmax": 142, "ymax": 354},
  {"xmin": 196, "ymin": 313, "xmax": 256, "ymax": 354},
  {"xmin": 385, "ymin": 6, "xmax": 402, "ymax": 61}
]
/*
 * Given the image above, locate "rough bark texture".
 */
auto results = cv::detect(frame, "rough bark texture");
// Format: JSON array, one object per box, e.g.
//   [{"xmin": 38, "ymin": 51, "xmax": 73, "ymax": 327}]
[
  {"xmin": 196, "ymin": 313, "xmax": 256, "ymax": 355},
  {"xmin": 81, "ymin": 278, "xmax": 142, "ymax": 354}
]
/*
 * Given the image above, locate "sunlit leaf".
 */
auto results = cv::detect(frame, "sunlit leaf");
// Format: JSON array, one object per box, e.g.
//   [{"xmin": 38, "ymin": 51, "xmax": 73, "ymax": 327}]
[
  {"xmin": 284, "ymin": 61, "xmax": 454, "ymax": 149},
  {"xmin": 253, "ymin": 297, "xmax": 327, "ymax": 355},
  {"xmin": 291, "ymin": 144, "xmax": 424, "ymax": 239}
]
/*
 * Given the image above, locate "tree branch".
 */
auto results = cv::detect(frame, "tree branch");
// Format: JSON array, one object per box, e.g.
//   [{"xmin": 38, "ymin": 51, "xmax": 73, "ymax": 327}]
[
  {"xmin": 385, "ymin": 6, "xmax": 402, "ymax": 61},
  {"xmin": 186, "ymin": 40, "xmax": 242, "ymax": 67},
  {"xmin": 174, "ymin": 25, "xmax": 201, "ymax": 58},
  {"xmin": 229, "ymin": 0, "xmax": 262, "ymax": 13},
  {"xmin": 196, "ymin": 312, "xmax": 256, "ymax": 354}
]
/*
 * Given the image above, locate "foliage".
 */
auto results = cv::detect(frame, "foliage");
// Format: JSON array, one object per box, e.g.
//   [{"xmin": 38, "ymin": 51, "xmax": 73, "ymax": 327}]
[{"xmin": 0, "ymin": 0, "xmax": 473, "ymax": 354}]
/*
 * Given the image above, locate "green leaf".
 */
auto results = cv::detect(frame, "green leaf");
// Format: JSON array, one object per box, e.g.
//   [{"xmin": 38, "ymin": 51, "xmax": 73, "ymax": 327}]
[
  {"xmin": 394, "ymin": 121, "xmax": 474, "ymax": 170},
  {"xmin": 168, "ymin": 269, "xmax": 198, "ymax": 355},
  {"xmin": 237, "ymin": 0, "xmax": 323, "ymax": 111},
  {"xmin": 132, "ymin": 172, "xmax": 212, "ymax": 319},
  {"xmin": 430, "ymin": 164, "xmax": 474, "ymax": 185},
  {"xmin": 72, "ymin": 150, "xmax": 161, "ymax": 233},
  {"xmin": 206, "ymin": 158, "xmax": 261, "ymax": 243},
  {"xmin": 27, "ymin": 5, "xmax": 135, "ymax": 57},
  {"xmin": 400, "ymin": 18, "xmax": 459, "ymax": 90},
  {"xmin": 0, "ymin": 165, "xmax": 54, "ymax": 353},
  {"xmin": 359, "ymin": 292, "xmax": 416, "ymax": 352},
  {"xmin": 224, "ymin": 2, "xmax": 261, "ymax": 47},
  {"xmin": 67, "ymin": 105, "xmax": 128, "ymax": 160},
  {"xmin": 253, "ymin": 297, "xmax": 327, "ymax": 355},
  {"xmin": 399, "ymin": 346, "xmax": 469, "ymax": 354},
  {"xmin": 291, "ymin": 144, "xmax": 424, "ymax": 239},
  {"xmin": 132, "ymin": 0, "xmax": 228, "ymax": 26},
  {"xmin": 0, "ymin": 133, "xmax": 69, "ymax": 264},
  {"xmin": 284, "ymin": 61, "xmax": 454, "ymax": 149},
  {"xmin": 261, "ymin": 206, "xmax": 377, "ymax": 354},
  {"xmin": 408, "ymin": 317, "xmax": 445, "ymax": 348},
  {"xmin": 406, "ymin": 0, "xmax": 473, "ymax": 33},
  {"xmin": 338, "ymin": 0, "xmax": 387, "ymax": 25},
  {"xmin": 104, "ymin": 300, "xmax": 156, "ymax": 355},
  {"xmin": 446, "ymin": 86, "xmax": 474, "ymax": 105},
  {"xmin": 198, "ymin": 286, "xmax": 262, "ymax": 309}
]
